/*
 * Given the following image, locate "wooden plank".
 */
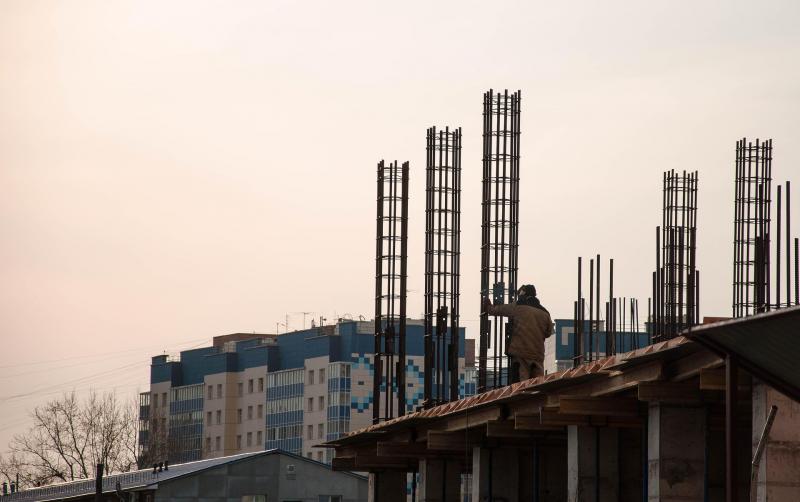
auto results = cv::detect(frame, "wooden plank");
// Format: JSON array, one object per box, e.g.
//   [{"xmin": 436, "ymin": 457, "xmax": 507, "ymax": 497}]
[
  {"xmin": 558, "ymin": 396, "xmax": 640, "ymax": 417},
  {"xmin": 442, "ymin": 406, "xmax": 503, "ymax": 432},
  {"xmin": 637, "ymin": 381, "xmax": 702, "ymax": 404},
  {"xmin": 541, "ymin": 408, "xmax": 590, "ymax": 426}
]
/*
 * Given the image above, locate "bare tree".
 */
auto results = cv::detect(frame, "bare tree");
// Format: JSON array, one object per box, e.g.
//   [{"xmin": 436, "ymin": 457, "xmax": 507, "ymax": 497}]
[{"xmin": 0, "ymin": 391, "xmax": 138, "ymax": 488}]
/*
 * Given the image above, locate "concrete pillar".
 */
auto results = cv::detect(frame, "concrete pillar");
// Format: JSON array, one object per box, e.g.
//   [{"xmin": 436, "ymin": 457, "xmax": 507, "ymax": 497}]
[
  {"xmin": 752, "ymin": 380, "xmax": 800, "ymax": 502},
  {"xmin": 567, "ymin": 425, "xmax": 619, "ymax": 502},
  {"xmin": 471, "ymin": 446, "xmax": 519, "ymax": 502},
  {"xmin": 418, "ymin": 459, "xmax": 461, "ymax": 502},
  {"xmin": 368, "ymin": 471, "xmax": 407, "ymax": 502},
  {"xmin": 647, "ymin": 404, "xmax": 705, "ymax": 502}
]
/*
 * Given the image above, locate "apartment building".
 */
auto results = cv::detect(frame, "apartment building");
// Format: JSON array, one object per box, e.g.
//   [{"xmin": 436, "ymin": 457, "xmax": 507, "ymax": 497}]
[{"xmin": 138, "ymin": 319, "xmax": 475, "ymax": 466}]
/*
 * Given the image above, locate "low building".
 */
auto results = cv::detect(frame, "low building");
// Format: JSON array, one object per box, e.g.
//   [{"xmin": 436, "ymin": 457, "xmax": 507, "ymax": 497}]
[
  {"xmin": 0, "ymin": 450, "xmax": 367, "ymax": 502},
  {"xmin": 140, "ymin": 318, "xmax": 475, "ymax": 466}
]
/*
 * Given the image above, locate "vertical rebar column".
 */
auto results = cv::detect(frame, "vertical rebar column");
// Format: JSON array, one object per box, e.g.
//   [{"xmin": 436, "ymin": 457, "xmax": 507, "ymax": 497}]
[
  {"xmin": 653, "ymin": 170, "xmax": 699, "ymax": 341},
  {"xmin": 479, "ymin": 89, "xmax": 521, "ymax": 392},
  {"xmin": 374, "ymin": 160, "xmax": 409, "ymax": 423},
  {"xmin": 732, "ymin": 138, "xmax": 773, "ymax": 317},
  {"xmin": 424, "ymin": 126, "xmax": 462, "ymax": 407}
]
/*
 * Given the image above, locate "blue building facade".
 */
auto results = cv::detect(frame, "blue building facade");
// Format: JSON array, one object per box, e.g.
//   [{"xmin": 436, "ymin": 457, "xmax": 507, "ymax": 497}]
[{"xmin": 140, "ymin": 319, "xmax": 474, "ymax": 465}]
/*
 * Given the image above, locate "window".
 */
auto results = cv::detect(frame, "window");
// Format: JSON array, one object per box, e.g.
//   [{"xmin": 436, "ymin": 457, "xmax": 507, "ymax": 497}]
[
  {"xmin": 257, "ymin": 404, "xmax": 263, "ymax": 418},
  {"xmin": 247, "ymin": 432, "xmax": 253, "ymax": 446},
  {"xmin": 307, "ymin": 398, "xmax": 313, "ymax": 412},
  {"xmin": 242, "ymin": 496, "xmax": 266, "ymax": 502},
  {"xmin": 319, "ymin": 368, "xmax": 325, "ymax": 383},
  {"xmin": 306, "ymin": 452, "xmax": 312, "ymax": 459},
  {"xmin": 152, "ymin": 393, "xmax": 159, "ymax": 407},
  {"xmin": 318, "ymin": 396, "xmax": 325, "ymax": 411},
  {"xmin": 208, "ymin": 385, "xmax": 213, "ymax": 399},
  {"xmin": 206, "ymin": 411, "xmax": 212, "ymax": 425},
  {"xmin": 217, "ymin": 384, "xmax": 222, "ymax": 398},
  {"xmin": 248, "ymin": 379, "xmax": 254, "ymax": 393},
  {"xmin": 308, "ymin": 370, "xmax": 315, "ymax": 385},
  {"xmin": 215, "ymin": 436, "xmax": 221, "ymax": 450},
  {"xmin": 318, "ymin": 423, "xmax": 324, "ymax": 439},
  {"xmin": 237, "ymin": 409, "xmax": 243, "ymax": 424},
  {"xmin": 216, "ymin": 410, "xmax": 222, "ymax": 424},
  {"xmin": 205, "ymin": 437, "xmax": 211, "ymax": 451},
  {"xmin": 258, "ymin": 378, "xmax": 264, "ymax": 392},
  {"xmin": 162, "ymin": 392, "xmax": 167, "ymax": 405},
  {"xmin": 257, "ymin": 430, "xmax": 262, "ymax": 445},
  {"xmin": 238, "ymin": 382, "xmax": 244, "ymax": 397},
  {"xmin": 317, "ymin": 451, "xmax": 323, "ymax": 461},
  {"xmin": 307, "ymin": 425, "xmax": 313, "ymax": 439},
  {"xmin": 236, "ymin": 435, "xmax": 242, "ymax": 449}
]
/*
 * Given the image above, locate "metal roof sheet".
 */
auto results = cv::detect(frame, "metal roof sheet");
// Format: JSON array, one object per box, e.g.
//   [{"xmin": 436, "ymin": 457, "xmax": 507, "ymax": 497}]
[{"xmin": 685, "ymin": 305, "xmax": 800, "ymax": 402}]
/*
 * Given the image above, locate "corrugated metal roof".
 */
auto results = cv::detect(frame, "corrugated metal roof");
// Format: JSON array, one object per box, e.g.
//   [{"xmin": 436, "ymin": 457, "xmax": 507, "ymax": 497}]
[
  {"xmin": 5, "ymin": 449, "xmax": 362, "ymax": 502},
  {"xmin": 328, "ymin": 336, "xmax": 693, "ymax": 446},
  {"xmin": 686, "ymin": 305, "xmax": 800, "ymax": 402}
]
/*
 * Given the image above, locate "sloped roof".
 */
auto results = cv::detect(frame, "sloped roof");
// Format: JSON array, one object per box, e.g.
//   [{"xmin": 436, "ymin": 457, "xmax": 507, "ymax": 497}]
[
  {"xmin": 326, "ymin": 335, "xmax": 694, "ymax": 446},
  {"xmin": 5, "ymin": 449, "xmax": 363, "ymax": 502},
  {"xmin": 686, "ymin": 305, "xmax": 800, "ymax": 402}
]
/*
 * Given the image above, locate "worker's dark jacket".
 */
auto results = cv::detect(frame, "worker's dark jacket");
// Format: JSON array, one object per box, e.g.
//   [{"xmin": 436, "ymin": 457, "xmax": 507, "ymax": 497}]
[{"xmin": 488, "ymin": 302, "xmax": 553, "ymax": 363}]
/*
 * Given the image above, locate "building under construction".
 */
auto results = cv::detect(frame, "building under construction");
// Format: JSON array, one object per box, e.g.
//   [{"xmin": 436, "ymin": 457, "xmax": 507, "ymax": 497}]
[{"xmin": 331, "ymin": 86, "xmax": 800, "ymax": 502}]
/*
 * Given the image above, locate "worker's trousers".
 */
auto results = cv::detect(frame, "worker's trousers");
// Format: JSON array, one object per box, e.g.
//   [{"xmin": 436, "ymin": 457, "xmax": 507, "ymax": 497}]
[{"xmin": 512, "ymin": 355, "xmax": 544, "ymax": 382}]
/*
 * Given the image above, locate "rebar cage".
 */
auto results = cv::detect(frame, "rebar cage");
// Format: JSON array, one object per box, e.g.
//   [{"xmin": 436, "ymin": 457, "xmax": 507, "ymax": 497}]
[
  {"xmin": 374, "ymin": 160, "xmax": 409, "ymax": 423},
  {"xmin": 424, "ymin": 126, "xmax": 462, "ymax": 407},
  {"xmin": 733, "ymin": 139, "xmax": 772, "ymax": 317},
  {"xmin": 652, "ymin": 170, "xmax": 699, "ymax": 341},
  {"xmin": 479, "ymin": 89, "xmax": 521, "ymax": 392}
]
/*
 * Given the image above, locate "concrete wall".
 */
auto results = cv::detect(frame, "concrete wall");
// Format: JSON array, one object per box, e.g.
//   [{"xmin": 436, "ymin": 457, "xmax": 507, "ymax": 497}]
[
  {"xmin": 304, "ymin": 355, "xmax": 330, "ymax": 461},
  {"xmin": 752, "ymin": 380, "xmax": 800, "ymax": 502},
  {"xmin": 153, "ymin": 454, "xmax": 367, "ymax": 502}
]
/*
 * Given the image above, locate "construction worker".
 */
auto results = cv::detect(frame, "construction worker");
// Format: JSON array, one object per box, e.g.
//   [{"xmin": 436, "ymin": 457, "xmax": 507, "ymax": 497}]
[{"xmin": 483, "ymin": 284, "xmax": 553, "ymax": 381}]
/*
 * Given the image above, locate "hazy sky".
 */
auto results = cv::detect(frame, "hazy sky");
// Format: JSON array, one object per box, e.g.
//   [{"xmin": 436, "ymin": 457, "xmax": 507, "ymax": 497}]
[{"xmin": 2, "ymin": 1, "xmax": 799, "ymax": 449}]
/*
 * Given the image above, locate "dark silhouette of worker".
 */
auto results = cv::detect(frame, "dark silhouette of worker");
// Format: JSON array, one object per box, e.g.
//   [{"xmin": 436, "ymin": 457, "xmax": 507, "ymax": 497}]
[{"xmin": 483, "ymin": 284, "xmax": 553, "ymax": 381}]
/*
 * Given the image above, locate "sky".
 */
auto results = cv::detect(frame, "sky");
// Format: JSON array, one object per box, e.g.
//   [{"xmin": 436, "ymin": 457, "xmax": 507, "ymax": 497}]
[{"xmin": 1, "ymin": 0, "xmax": 799, "ymax": 450}]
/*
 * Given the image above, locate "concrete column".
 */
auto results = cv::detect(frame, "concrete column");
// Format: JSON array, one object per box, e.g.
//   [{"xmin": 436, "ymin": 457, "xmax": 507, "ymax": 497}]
[
  {"xmin": 647, "ymin": 404, "xmax": 705, "ymax": 502},
  {"xmin": 752, "ymin": 380, "xmax": 800, "ymax": 502},
  {"xmin": 418, "ymin": 459, "xmax": 461, "ymax": 502},
  {"xmin": 368, "ymin": 471, "xmax": 407, "ymax": 502},
  {"xmin": 567, "ymin": 425, "xmax": 619, "ymax": 502},
  {"xmin": 471, "ymin": 446, "xmax": 519, "ymax": 502}
]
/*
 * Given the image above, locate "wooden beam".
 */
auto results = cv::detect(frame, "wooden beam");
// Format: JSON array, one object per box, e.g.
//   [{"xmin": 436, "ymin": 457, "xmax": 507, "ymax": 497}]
[
  {"xmin": 442, "ymin": 406, "xmax": 503, "ymax": 432},
  {"xmin": 514, "ymin": 413, "xmax": 566, "ymax": 431},
  {"xmin": 354, "ymin": 455, "xmax": 416, "ymax": 470},
  {"xmin": 558, "ymin": 396, "xmax": 640, "ymax": 417},
  {"xmin": 638, "ymin": 381, "xmax": 702, "ymax": 404},
  {"xmin": 666, "ymin": 349, "xmax": 722, "ymax": 382},
  {"xmin": 331, "ymin": 456, "xmax": 356, "ymax": 471},
  {"xmin": 486, "ymin": 420, "xmax": 545, "ymax": 438},
  {"xmin": 541, "ymin": 408, "xmax": 590, "ymax": 426},
  {"xmin": 377, "ymin": 441, "xmax": 462, "ymax": 458},
  {"xmin": 427, "ymin": 430, "xmax": 482, "ymax": 450}
]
